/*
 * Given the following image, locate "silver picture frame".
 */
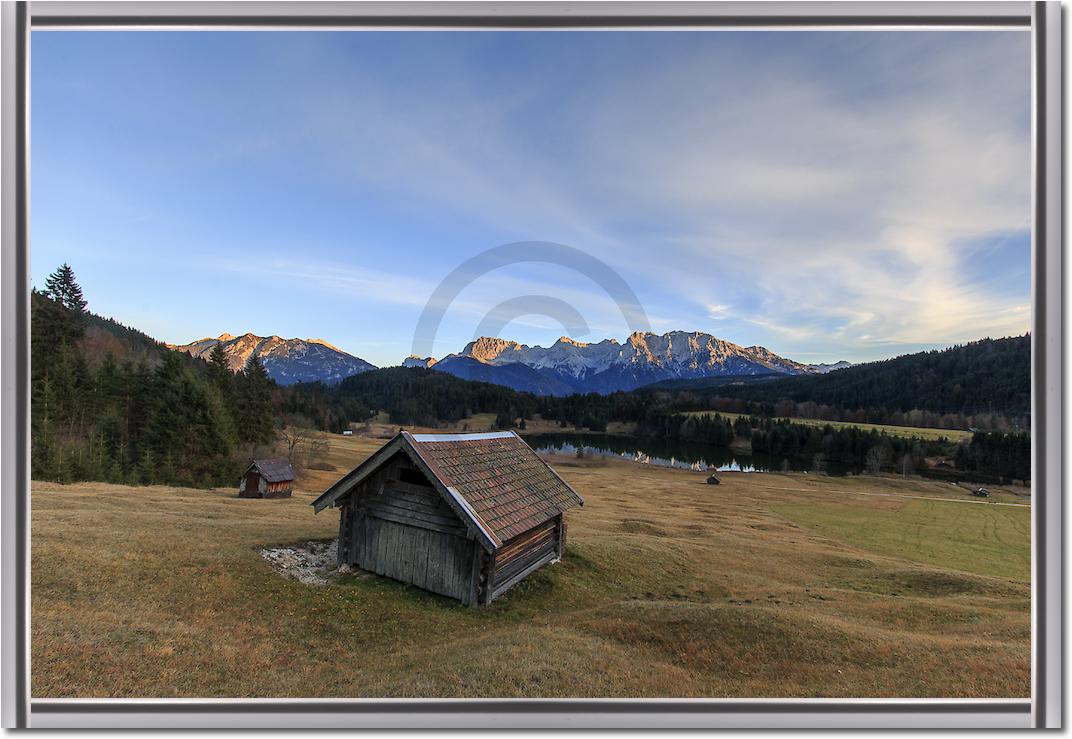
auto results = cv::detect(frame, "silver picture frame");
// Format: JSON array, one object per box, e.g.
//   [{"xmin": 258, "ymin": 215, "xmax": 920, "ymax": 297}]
[{"xmin": 1, "ymin": 0, "xmax": 1062, "ymax": 729}]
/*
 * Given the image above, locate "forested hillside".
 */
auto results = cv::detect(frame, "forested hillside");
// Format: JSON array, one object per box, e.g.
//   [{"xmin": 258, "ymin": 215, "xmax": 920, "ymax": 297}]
[
  {"xmin": 673, "ymin": 334, "xmax": 1033, "ymax": 426},
  {"xmin": 281, "ymin": 366, "xmax": 549, "ymax": 430},
  {"xmin": 282, "ymin": 365, "xmax": 677, "ymax": 433},
  {"xmin": 31, "ymin": 265, "xmax": 278, "ymax": 487}
]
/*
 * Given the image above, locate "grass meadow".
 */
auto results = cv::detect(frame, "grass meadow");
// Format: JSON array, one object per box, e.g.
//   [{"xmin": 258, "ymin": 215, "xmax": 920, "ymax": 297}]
[{"xmin": 31, "ymin": 433, "xmax": 1029, "ymax": 698}]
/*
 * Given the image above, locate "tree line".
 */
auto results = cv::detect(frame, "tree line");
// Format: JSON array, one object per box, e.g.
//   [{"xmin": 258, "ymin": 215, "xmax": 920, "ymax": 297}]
[
  {"xmin": 954, "ymin": 431, "xmax": 1031, "ymax": 482},
  {"xmin": 627, "ymin": 411, "xmax": 1028, "ymax": 480}
]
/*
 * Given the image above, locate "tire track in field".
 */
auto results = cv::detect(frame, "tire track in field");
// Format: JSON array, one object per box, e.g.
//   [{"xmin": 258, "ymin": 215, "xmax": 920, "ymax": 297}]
[{"xmin": 752, "ymin": 485, "xmax": 1031, "ymax": 509}]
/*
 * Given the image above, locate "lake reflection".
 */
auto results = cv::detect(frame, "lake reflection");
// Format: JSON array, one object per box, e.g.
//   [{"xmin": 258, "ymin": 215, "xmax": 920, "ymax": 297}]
[{"xmin": 526, "ymin": 432, "xmax": 825, "ymax": 474}]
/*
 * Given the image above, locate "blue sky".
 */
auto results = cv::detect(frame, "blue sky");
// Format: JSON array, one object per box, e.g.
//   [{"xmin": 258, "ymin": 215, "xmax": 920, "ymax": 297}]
[{"xmin": 32, "ymin": 30, "xmax": 1030, "ymax": 367}]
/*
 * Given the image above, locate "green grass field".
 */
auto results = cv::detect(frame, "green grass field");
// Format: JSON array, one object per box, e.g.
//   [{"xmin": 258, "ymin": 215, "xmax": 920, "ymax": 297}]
[
  {"xmin": 771, "ymin": 498, "xmax": 1030, "ymax": 581},
  {"xmin": 31, "ymin": 433, "xmax": 1029, "ymax": 698},
  {"xmin": 686, "ymin": 410, "xmax": 974, "ymax": 442}
]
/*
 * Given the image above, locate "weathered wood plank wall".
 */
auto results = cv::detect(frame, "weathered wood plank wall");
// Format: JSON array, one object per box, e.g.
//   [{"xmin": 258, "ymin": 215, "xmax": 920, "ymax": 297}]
[
  {"xmin": 341, "ymin": 453, "xmax": 476, "ymax": 603},
  {"xmin": 484, "ymin": 515, "xmax": 561, "ymax": 604},
  {"xmin": 357, "ymin": 517, "xmax": 473, "ymax": 601}
]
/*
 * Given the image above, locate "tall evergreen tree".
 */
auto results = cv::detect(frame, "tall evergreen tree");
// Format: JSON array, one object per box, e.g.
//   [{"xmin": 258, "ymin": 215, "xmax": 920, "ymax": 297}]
[
  {"xmin": 206, "ymin": 342, "xmax": 235, "ymax": 422},
  {"xmin": 207, "ymin": 343, "xmax": 231, "ymax": 387},
  {"xmin": 235, "ymin": 354, "xmax": 275, "ymax": 444},
  {"xmin": 43, "ymin": 263, "xmax": 88, "ymax": 315}
]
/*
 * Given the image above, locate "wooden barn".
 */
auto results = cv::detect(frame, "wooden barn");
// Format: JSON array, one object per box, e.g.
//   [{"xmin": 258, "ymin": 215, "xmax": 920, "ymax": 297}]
[
  {"xmin": 239, "ymin": 458, "xmax": 296, "ymax": 498},
  {"xmin": 312, "ymin": 431, "xmax": 584, "ymax": 605}
]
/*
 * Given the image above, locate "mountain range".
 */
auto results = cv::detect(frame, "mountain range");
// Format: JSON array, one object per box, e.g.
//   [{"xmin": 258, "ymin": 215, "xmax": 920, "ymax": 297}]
[
  {"xmin": 169, "ymin": 333, "xmax": 376, "ymax": 386},
  {"xmin": 173, "ymin": 329, "xmax": 845, "ymax": 394},
  {"xmin": 409, "ymin": 331, "xmax": 817, "ymax": 395}
]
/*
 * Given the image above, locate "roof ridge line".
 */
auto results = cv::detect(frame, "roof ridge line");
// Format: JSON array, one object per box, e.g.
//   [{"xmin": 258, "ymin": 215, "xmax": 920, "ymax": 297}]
[{"xmin": 408, "ymin": 431, "xmax": 516, "ymax": 442}]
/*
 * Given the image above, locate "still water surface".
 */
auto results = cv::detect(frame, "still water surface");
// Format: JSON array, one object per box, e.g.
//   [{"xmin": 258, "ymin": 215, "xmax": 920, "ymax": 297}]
[{"xmin": 527, "ymin": 432, "xmax": 849, "ymax": 474}]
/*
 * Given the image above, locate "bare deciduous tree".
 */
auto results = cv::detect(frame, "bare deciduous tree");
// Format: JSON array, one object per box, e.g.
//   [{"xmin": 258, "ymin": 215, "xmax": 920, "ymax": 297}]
[
  {"xmin": 865, "ymin": 445, "xmax": 890, "ymax": 475},
  {"xmin": 812, "ymin": 452, "xmax": 827, "ymax": 476},
  {"xmin": 278, "ymin": 424, "xmax": 329, "ymax": 472},
  {"xmin": 899, "ymin": 453, "xmax": 914, "ymax": 479}
]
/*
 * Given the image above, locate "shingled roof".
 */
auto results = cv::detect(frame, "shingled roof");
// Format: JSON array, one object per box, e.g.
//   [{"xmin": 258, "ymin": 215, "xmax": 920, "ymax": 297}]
[
  {"xmin": 247, "ymin": 458, "xmax": 296, "ymax": 483},
  {"xmin": 312, "ymin": 431, "xmax": 583, "ymax": 549}
]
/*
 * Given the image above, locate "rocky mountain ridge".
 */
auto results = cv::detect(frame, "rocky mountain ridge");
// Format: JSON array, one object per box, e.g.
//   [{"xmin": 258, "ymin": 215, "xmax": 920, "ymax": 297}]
[
  {"xmin": 170, "ymin": 332, "xmax": 376, "ymax": 386},
  {"xmin": 426, "ymin": 330, "xmax": 814, "ymax": 395}
]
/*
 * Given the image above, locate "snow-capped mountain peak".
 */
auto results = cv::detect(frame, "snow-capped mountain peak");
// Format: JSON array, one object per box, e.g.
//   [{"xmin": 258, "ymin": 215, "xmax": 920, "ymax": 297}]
[
  {"xmin": 428, "ymin": 330, "xmax": 813, "ymax": 394},
  {"xmin": 807, "ymin": 360, "xmax": 853, "ymax": 374}
]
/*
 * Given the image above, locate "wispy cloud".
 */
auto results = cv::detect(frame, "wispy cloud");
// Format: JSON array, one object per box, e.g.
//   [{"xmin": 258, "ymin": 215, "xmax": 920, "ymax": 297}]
[{"xmin": 32, "ymin": 30, "xmax": 1030, "ymax": 365}]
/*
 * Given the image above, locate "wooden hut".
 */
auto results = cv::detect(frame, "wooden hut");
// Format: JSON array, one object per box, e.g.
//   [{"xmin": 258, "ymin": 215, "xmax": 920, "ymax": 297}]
[
  {"xmin": 239, "ymin": 458, "xmax": 296, "ymax": 498},
  {"xmin": 312, "ymin": 431, "xmax": 583, "ymax": 605}
]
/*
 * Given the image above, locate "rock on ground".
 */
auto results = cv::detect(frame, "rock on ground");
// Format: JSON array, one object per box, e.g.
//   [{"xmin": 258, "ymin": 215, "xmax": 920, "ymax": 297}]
[{"xmin": 259, "ymin": 540, "xmax": 345, "ymax": 585}]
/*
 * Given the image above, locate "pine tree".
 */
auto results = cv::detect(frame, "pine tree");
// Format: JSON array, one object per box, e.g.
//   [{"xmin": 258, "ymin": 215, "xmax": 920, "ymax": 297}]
[
  {"xmin": 207, "ymin": 342, "xmax": 237, "ymax": 430},
  {"xmin": 143, "ymin": 353, "xmax": 185, "ymax": 476},
  {"xmin": 137, "ymin": 447, "xmax": 155, "ymax": 485},
  {"xmin": 235, "ymin": 354, "xmax": 275, "ymax": 444},
  {"xmin": 207, "ymin": 343, "xmax": 231, "ymax": 388},
  {"xmin": 43, "ymin": 263, "xmax": 87, "ymax": 315}
]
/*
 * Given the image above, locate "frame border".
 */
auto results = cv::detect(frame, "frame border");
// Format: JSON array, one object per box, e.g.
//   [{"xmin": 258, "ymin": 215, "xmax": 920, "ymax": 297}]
[
  {"xmin": 1030, "ymin": 0, "xmax": 1063, "ymax": 730},
  {"xmin": 1, "ymin": 0, "xmax": 29, "ymax": 730},
  {"xmin": 2, "ymin": 0, "xmax": 1060, "ymax": 729}
]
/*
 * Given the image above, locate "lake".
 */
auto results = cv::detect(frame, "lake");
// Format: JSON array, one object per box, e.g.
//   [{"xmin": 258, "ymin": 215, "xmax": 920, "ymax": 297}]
[{"xmin": 527, "ymin": 432, "xmax": 849, "ymax": 474}]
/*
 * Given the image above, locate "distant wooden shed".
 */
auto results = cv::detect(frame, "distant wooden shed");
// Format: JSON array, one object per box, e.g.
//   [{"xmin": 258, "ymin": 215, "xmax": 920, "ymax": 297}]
[
  {"xmin": 239, "ymin": 458, "xmax": 296, "ymax": 498},
  {"xmin": 312, "ymin": 431, "xmax": 584, "ymax": 605}
]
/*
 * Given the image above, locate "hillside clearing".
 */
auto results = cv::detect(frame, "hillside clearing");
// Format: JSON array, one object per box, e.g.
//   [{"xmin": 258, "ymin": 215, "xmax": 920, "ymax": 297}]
[
  {"xmin": 32, "ymin": 435, "xmax": 1029, "ymax": 698},
  {"xmin": 685, "ymin": 411, "xmax": 974, "ymax": 442}
]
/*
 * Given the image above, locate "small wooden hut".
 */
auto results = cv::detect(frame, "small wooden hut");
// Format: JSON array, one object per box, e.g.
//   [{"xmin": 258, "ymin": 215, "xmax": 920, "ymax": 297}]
[
  {"xmin": 239, "ymin": 458, "xmax": 296, "ymax": 498},
  {"xmin": 312, "ymin": 431, "xmax": 584, "ymax": 605}
]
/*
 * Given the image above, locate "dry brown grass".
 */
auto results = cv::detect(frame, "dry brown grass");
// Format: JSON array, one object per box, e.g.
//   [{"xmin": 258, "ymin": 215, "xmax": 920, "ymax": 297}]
[{"xmin": 31, "ymin": 434, "xmax": 1029, "ymax": 698}]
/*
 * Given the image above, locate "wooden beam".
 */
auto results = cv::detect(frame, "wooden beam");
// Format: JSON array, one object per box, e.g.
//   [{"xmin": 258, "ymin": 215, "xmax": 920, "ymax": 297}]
[
  {"xmin": 386, "ymin": 479, "xmax": 438, "ymax": 497},
  {"xmin": 488, "ymin": 548, "xmax": 558, "ymax": 603},
  {"xmin": 363, "ymin": 508, "xmax": 468, "ymax": 537}
]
